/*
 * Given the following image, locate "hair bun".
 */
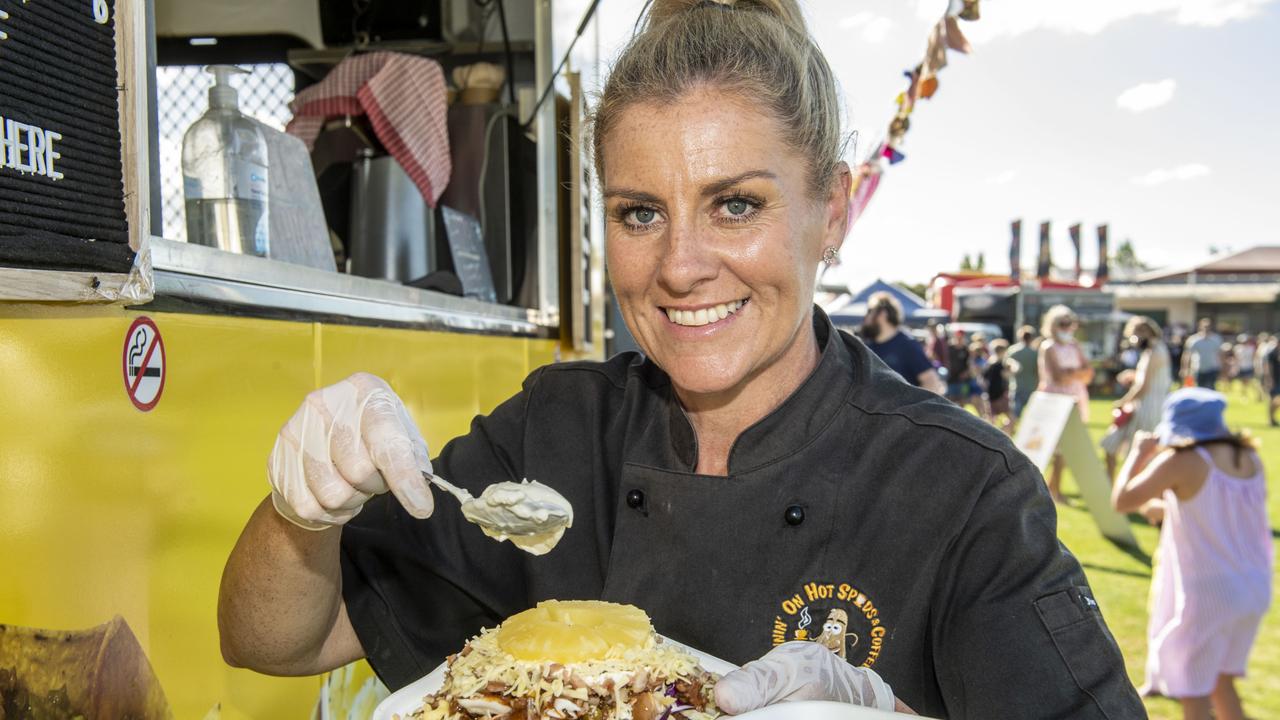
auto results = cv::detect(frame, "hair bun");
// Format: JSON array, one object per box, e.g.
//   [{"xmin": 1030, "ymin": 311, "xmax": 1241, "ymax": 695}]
[
  {"xmin": 644, "ymin": 0, "xmax": 808, "ymax": 35},
  {"xmin": 593, "ymin": 0, "xmax": 840, "ymax": 197}
]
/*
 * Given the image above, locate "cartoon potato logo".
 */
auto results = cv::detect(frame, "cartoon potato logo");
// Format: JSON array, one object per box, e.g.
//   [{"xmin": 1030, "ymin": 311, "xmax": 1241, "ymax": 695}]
[
  {"xmin": 814, "ymin": 608, "xmax": 856, "ymax": 659},
  {"xmin": 773, "ymin": 580, "xmax": 888, "ymax": 668}
]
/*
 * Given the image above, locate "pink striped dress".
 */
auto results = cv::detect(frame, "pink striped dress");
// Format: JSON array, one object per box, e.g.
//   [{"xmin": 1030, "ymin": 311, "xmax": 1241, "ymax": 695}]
[
  {"xmin": 1142, "ymin": 447, "xmax": 1273, "ymax": 697},
  {"xmin": 1038, "ymin": 342, "xmax": 1090, "ymax": 422}
]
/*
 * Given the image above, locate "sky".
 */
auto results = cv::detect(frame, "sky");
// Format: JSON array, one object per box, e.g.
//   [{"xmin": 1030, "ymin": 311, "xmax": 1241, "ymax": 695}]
[{"xmin": 592, "ymin": 0, "xmax": 1280, "ymax": 289}]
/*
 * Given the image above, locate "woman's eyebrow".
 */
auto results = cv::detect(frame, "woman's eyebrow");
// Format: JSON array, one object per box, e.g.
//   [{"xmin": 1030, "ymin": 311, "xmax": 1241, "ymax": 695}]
[
  {"xmin": 602, "ymin": 188, "xmax": 663, "ymax": 203},
  {"xmin": 603, "ymin": 170, "xmax": 777, "ymax": 204},
  {"xmin": 700, "ymin": 170, "xmax": 777, "ymax": 197}
]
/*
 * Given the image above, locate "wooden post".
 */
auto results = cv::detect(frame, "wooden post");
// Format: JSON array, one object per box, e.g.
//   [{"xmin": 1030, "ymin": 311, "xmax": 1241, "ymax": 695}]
[{"xmin": 116, "ymin": 0, "xmax": 151, "ymax": 254}]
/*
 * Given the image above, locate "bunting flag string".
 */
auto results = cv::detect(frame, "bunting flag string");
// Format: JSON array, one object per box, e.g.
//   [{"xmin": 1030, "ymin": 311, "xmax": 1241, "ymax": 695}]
[{"xmin": 847, "ymin": 0, "xmax": 980, "ymax": 231}]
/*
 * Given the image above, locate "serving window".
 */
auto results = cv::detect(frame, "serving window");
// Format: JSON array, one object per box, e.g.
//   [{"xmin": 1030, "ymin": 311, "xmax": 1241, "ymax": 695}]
[{"xmin": 0, "ymin": 0, "xmax": 620, "ymax": 347}]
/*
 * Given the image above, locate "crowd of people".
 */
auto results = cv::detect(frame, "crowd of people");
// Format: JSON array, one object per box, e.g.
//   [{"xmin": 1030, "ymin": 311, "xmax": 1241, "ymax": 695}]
[
  {"xmin": 1170, "ymin": 319, "xmax": 1280, "ymax": 424},
  {"xmin": 859, "ymin": 293, "xmax": 1084, "ymax": 444},
  {"xmin": 861, "ymin": 294, "xmax": 1280, "ymax": 439},
  {"xmin": 860, "ymin": 299, "xmax": 1273, "ymax": 720}
]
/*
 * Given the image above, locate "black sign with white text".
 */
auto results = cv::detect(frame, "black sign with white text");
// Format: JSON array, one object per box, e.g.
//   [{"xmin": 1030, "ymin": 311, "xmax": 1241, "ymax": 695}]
[{"xmin": 0, "ymin": 0, "xmax": 131, "ymax": 272}]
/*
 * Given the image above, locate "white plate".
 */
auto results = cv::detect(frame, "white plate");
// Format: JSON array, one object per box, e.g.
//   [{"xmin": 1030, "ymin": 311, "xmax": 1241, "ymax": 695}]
[
  {"xmin": 735, "ymin": 702, "xmax": 906, "ymax": 719},
  {"xmin": 373, "ymin": 638, "xmax": 916, "ymax": 720}
]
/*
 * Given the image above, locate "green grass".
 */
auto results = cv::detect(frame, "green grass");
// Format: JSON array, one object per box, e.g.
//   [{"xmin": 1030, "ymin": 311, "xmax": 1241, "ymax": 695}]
[{"xmin": 1053, "ymin": 385, "xmax": 1278, "ymax": 719}]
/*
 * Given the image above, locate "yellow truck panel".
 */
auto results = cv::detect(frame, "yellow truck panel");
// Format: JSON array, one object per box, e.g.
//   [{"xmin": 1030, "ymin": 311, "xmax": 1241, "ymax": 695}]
[{"xmin": 0, "ymin": 303, "xmax": 556, "ymax": 718}]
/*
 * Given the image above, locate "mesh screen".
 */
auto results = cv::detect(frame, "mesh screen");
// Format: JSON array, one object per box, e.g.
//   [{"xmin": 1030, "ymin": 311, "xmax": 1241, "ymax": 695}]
[{"xmin": 155, "ymin": 64, "xmax": 296, "ymax": 240}]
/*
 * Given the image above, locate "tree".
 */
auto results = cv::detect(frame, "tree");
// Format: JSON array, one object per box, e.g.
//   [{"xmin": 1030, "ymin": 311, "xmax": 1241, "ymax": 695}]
[
  {"xmin": 976, "ymin": 252, "xmax": 986, "ymax": 271},
  {"xmin": 1112, "ymin": 239, "xmax": 1148, "ymax": 274},
  {"xmin": 960, "ymin": 254, "xmax": 973, "ymax": 271},
  {"xmin": 897, "ymin": 281, "xmax": 929, "ymax": 300}
]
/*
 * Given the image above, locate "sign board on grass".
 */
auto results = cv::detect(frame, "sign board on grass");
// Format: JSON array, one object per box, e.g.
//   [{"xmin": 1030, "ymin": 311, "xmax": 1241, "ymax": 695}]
[{"xmin": 1014, "ymin": 391, "xmax": 1137, "ymax": 548}]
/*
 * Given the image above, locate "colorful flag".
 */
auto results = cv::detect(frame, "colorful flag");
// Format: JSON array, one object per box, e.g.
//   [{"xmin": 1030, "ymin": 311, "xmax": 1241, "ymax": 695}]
[
  {"xmin": 1037, "ymin": 221, "xmax": 1052, "ymax": 280},
  {"xmin": 1010, "ymin": 219, "xmax": 1022, "ymax": 281},
  {"xmin": 843, "ymin": 1, "xmax": 978, "ymax": 233},
  {"xmin": 846, "ymin": 160, "xmax": 883, "ymax": 230},
  {"xmin": 1096, "ymin": 224, "xmax": 1110, "ymax": 285},
  {"xmin": 1068, "ymin": 223, "xmax": 1082, "ymax": 281}
]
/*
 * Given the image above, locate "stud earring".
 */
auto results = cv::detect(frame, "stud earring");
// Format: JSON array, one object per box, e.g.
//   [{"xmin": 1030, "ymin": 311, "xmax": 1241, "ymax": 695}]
[{"xmin": 822, "ymin": 246, "xmax": 840, "ymax": 266}]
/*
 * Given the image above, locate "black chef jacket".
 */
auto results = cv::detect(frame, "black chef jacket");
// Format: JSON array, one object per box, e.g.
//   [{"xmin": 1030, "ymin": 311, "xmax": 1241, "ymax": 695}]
[{"xmin": 340, "ymin": 309, "xmax": 1145, "ymax": 719}]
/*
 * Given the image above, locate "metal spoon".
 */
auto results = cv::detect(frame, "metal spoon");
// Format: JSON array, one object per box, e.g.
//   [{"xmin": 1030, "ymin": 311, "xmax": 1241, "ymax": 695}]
[{"xmin": 423, "ymin": 472, "xmax": 574, "ymax": 556}]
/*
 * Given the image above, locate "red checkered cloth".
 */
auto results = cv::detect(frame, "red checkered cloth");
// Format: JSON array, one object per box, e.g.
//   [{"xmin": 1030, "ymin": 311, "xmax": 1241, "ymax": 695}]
[{"xmin": 287, "ymin": 52, "xmax": 451, "ymax": 207}]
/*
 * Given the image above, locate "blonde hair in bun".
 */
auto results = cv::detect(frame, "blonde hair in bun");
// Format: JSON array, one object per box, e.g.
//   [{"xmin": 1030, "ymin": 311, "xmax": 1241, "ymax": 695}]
[
  {"xmin": 592, "ymin": 0, "xmax": 842, "ymax": 197},
  {"xmin": 642, "ymin": 0, "xmax": 808, "ymax": 36}
]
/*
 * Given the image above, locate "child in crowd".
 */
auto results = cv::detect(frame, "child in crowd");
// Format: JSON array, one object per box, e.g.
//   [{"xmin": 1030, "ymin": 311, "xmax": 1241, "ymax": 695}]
[
  {"xmin": 1112, "ymin": 389, "xmax": 1272, "ymax": 720},
  {"xmin": 1220, "ymin": 342, "xmax": 1238, "ymax": 390},
  {"xmin": 1263, "ymin": 334, "xmax": 1280, "ymax": 427},
  {"xmin": 968, "ymin": 338, "xmax": 992, "ymax": 422},
  {"xmin": 985, "ymin": 339, "xmax": 1014, "ymax": 434},
  {"xmin": 1233, "ymin": 334, "xmax": 1256, "ymax": 398},
  {"xmin": 945, "ymin": 332, "xmax": 972, "ymax": 400}
]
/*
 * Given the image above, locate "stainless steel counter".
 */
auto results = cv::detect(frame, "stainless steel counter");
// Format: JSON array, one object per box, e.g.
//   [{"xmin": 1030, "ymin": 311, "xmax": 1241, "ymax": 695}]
[{"xmin": 150, "ymin": 238, "xmax": 556, "ymax": 337}]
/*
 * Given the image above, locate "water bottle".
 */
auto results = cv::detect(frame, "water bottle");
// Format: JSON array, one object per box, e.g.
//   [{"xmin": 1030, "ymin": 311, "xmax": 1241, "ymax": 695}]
[{"xmin": 181, "ymin": 65, "xmax": 270, "ymax": 256}]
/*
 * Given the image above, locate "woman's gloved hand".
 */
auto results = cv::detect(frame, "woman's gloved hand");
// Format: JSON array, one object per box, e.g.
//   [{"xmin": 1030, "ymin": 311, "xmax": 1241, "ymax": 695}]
[
  {"xmin": 268, "ymin": 372, "xmax": 434, "ymax": 530},
  {"xmin": 715, "ymin": 641, "xmax": 909, "ymax": 715}
]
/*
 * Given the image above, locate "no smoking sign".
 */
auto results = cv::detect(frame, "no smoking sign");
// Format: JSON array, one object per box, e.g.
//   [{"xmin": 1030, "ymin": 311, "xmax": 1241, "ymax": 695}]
[{"xmin": 122, "ymin": 317, "xmax": 166, "ymax": 411}]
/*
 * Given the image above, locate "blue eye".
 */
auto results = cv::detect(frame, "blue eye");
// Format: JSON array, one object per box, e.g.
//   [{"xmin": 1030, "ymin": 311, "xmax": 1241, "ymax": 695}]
[
  {"xmin": 632, "ymin": 207, "xmax": 656, "ymax": 224},
  {"xmin": 726, "ymin": 198, "xmax": 750, "ymax": 216}
]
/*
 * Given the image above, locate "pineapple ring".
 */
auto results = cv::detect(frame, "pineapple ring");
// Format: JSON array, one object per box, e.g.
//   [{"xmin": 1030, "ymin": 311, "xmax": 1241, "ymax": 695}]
[{"xmin": 497, "ymin": 600, "xmax": 655, "ymax": 663}]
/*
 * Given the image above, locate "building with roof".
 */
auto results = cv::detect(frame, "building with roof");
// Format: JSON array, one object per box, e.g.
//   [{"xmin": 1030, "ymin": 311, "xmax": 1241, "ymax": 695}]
[{"xmin": 1111, "ymin": 246, "xmax": 1280, "ymax": 334}]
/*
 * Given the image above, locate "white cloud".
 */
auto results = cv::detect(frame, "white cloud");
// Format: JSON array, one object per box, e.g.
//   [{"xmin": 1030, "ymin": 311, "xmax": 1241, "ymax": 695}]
[
  {"xmin": 986, "ymin": 169, "xmax": 1017, "ymax": 185},
  {"xmin": 916, "ymin": 0, "xmax": 1276, "ymax": 39},
  {"xmin": 838, "ymin": 11, "xmax": 894, "ymax": 43},
  {"xmin": 1131, "ymin": 163, "xmax": 1211, "ymax": 185},
  {"xmin": 1116, "ymin": 79, "xmax": 1177, "ymax": 113},
  {"xmin": 1176, "ymin": 0, "xmax": 1275, "ymax": 25}
]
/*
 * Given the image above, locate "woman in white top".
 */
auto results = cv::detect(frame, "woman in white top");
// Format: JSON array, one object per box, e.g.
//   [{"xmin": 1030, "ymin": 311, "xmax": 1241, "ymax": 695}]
[
  {"xmin": 1112, "ymin": 389, "xmax": 1272, "ymax": 720},
  {"xmin": 1102, "ymin": 316, "xmax": 1173, "ymax": 478}
]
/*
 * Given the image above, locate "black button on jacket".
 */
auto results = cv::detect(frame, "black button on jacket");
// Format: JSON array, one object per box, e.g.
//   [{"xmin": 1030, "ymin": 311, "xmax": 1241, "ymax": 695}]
[{"xmin": 340, "ymin": 310, "xmax": 1146, "ymax": 719}]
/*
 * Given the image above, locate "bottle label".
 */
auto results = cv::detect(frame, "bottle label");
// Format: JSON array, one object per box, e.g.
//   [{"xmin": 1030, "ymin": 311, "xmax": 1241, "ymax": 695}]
[{"xmin": 233, "ymin": 160, "xmax": 269, "ymax": 202}]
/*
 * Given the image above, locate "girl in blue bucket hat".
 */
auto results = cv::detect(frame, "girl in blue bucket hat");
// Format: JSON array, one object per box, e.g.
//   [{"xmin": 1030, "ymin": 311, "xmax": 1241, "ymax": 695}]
[{"xmin": 1112, "ymin": 387, "xmax": 1272, "ymax": 720}]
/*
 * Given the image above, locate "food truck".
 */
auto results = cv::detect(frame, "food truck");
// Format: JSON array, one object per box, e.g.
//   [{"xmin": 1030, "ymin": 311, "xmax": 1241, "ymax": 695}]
[
  {"xmin": 0, "ymin": 0, "xmax": 621, "ymax": 716},
  {"xmin": 929, "ymin": 273, "xmax": 1127, "ymax": 389}
]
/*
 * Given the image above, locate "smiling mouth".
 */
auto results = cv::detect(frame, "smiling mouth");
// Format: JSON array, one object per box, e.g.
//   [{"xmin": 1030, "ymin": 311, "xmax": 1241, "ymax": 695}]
[{"xmin": 662, "ymin": 298, "xmax": 748, "ymax": 327}]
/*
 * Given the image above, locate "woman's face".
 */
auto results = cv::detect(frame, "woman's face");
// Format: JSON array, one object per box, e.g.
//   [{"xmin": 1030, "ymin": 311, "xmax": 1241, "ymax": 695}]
[{"xmin": 601, "ymin": 89, "xmax": 849, "ymax": 396}]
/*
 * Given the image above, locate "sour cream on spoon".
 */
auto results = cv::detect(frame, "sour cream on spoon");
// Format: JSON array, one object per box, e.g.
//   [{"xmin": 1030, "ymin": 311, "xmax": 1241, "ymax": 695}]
[{"xmin": 423, "ymin": 473, "xmax": 574, "ymax": 555}]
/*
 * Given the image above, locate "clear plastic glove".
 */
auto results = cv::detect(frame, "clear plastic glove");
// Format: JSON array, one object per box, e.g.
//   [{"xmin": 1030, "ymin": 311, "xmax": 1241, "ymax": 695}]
[
  {"xmin": 268, "ymin": 372, "xmax": 434, "ymax": 530},
  {"xmin": 715, "ymin": 641, "xmax": 898, "ymax": 715}
]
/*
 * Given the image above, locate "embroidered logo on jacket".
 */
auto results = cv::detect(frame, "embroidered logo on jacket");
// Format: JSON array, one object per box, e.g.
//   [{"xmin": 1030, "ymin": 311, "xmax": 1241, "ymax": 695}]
[{"xmin": 772, "ymin": 580, "xmax": 888, "ymax": 667}]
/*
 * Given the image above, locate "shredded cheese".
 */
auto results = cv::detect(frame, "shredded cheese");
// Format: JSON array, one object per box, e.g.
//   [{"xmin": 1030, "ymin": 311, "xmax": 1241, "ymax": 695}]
[{"xmin": 406, "ymin": 629, "xmax": 721, "ymax": 720}]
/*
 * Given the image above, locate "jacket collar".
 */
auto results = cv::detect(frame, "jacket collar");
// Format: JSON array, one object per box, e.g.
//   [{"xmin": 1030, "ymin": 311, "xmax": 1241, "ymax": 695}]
[{"xmin": 655, "ymin": 307, "xmax": 861, "ymax": 475}]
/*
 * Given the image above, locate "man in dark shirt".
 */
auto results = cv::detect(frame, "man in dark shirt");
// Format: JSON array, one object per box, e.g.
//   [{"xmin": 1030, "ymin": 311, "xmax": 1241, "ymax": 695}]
[{"xmin": 860, "ymin": 292, "xmax": 944, "ymax": 394}]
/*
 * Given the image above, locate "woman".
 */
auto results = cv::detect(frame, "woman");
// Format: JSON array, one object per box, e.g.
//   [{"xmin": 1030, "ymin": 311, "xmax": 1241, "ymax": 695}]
[
  {"xmin": 1101, "ymin": 316, "xmax": 1173, "ymax": 478},
  {"xmin": 1112, "ymin": 389, "xmax": 1272, "ymax": 720},
  {"xmin": 217, "ymin": 2, "xmax": 1142, "ymax": 717},
  {"xmin": 1038, "ymin": 305, "xmax": 1094, "ymax": 503}
]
